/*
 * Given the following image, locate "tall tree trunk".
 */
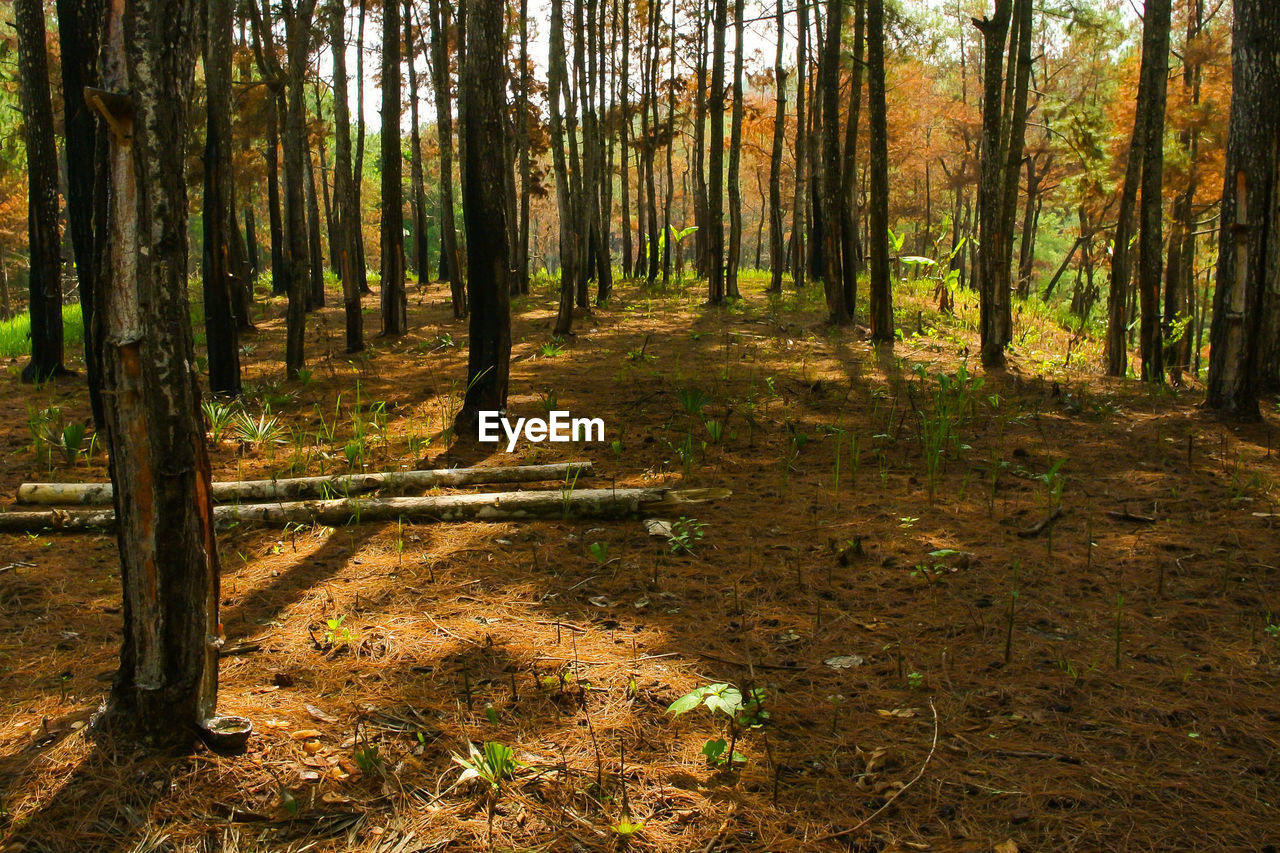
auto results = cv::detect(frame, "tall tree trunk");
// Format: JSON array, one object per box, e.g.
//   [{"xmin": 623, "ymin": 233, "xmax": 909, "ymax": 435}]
[
  {"xmin": 840, "ymin": 0, "xmax": 865, "ymax": 317},
  {"xmin": 381, "ymin": 0, "xmax": 407, "ymax": 335},
  {"xmin": 791, "ymin": 0, "xmax": 809, "ymax": 289},
  {"xmin": 305, "ymin": 149, "xmax": 326, "ymax": 309},
  {"xmin": 329, "ymin": 0, "xmax": 364, "ymax": 353},
  {"xmin": 244, "ymin": 206, "xmax": 260, "ymax": 281},
  {"xmin": 56, "ymin": 0, "xmax": 104, "ymax": 419},
  {"xmin": 456, "ymin": 0, "xmax": 511, "ymax": 430},
  {"xmin": 428, "ymin": 0, "xmax": 466, "ymax": 317},
  {"xmin": 95, "ymin": 0, "xmax": 221, "ymax": 746},
  {"xmin": 973, "ymin": 0, "xmax": 1012, "ymax": 366},
  {"xmin": 707, "ymin": 0, "xmax": 728, "ymax": 303},
  {"xmin": 15, "ymin": 0, "xmax": 66, "ymax": 384},
  {"xmin": 406, "ymin": 0, "xmax": 430, "ymax": 284},
  {"xmin": 549, "ymin": 0, "xmax": 579, "ymax": 336},
  {"xmin": 642, "ymin": 0, "xmax": 660, "ymax": 285},
  {"xmin": 314, "ymin": 81, "xmax": 338, "ymax": 277},
  {"xmin": 354, "ymin": 0, "xmax": 371, "ymax": 293},
  {"xmin": 725, "ymin": 0, "xmax": 744, "ymax": 298},
  {"xmin": 619, "ymin": 0, "xmax": 633, "ymax": 279},
  {"xmin": 996, "ymin": 0, "xmax": 1031, "ymax": 339},
  {"xmin": 203, "ymin": 0, "xmax": 243, "ymax": 396},
  {"xmin": 279, "ymin": 0, "xmax": 320, "ymax": 378},
  {"xmin": 819, "ymin": 0, "xmax": 848, "ymax": 324},
  {"xmin": 515, "ymin": 0, "xmax": 532, "ymax": 294},
  {"xmin": 768, "ymin": 0, "xmax": 787, "ymax": 292},
  {"xmin": 866, "ymin": 0, "xmax": 892, "ymax": 340},
  {"xmin": 1137, "ymin": 0, "xmax": 1172, "ymax": 381},
  {"xmin": 691, "ymin": 0, "xmax": 709, "ymax": 275},
  {"xmin": 1205, "ymin": 0, "xmax": 1279, "ymax": 418},
  {"xmin": 264, "ymin": 93, "xmax": 289, "ymax": 295}
]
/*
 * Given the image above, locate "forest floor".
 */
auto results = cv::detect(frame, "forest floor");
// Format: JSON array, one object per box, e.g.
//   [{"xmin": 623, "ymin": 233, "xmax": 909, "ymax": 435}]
[{"xmin": 0, "ymin": 271, "xmax": 1278, "ymax": 853}]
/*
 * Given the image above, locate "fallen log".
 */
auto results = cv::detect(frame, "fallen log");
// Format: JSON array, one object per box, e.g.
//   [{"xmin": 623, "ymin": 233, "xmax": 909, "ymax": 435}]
[
  {"xmin": 0, "ymin": 487, "xmax": 731, "ymax": 533},
  {"xmin": 15, "ymin": 461, "xmax": 595, "ymax": 506}
]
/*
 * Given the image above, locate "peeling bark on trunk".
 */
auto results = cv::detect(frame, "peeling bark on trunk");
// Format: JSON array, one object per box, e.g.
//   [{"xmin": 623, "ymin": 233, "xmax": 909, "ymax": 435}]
[
  {"xmin": 1205, "ymin": 0, "xmax": 1279, "ymax": 419},
  {"xmin": 95, "ymin": 0, "xmax": 222, "ymax": 746}
]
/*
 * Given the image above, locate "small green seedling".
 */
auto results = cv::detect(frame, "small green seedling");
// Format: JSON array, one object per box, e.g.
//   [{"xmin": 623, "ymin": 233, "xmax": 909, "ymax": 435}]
[
  {"xmin": 668, "ymin": 682, "xmax": 768, "ymax": 767},
  {"xmin": 588, "ymin": 541, "xmax": 610, "ymax": 564},
  {"xmin": 667, "ymin": 517, "xmax": 706, "ymax": 555}
]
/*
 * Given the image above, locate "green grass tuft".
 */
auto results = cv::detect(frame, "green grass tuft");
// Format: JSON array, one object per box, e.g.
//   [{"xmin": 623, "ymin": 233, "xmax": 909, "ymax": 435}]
[{"xmin": 0, "ymin": 305, "xmax": 86, "ymax": 359}]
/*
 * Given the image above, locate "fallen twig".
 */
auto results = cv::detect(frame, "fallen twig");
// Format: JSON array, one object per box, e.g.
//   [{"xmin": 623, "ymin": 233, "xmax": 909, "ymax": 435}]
[
  {"xmin": 1017, "ymin": 506, "xmax": 1064, "ymax": 538},
  {"xmin": 1106, "ymin": 509, "xmax": 1157, "ymax": 524},
  {"xmin": 800, "ymin": 699, "xmax": 939, "ymax": 848}
]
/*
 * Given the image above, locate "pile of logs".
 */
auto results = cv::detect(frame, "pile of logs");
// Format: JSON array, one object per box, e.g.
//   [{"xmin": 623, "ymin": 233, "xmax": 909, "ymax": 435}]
[{"xmin": 1, "ymin": 461, "xmax": 729, "ymax": 532}]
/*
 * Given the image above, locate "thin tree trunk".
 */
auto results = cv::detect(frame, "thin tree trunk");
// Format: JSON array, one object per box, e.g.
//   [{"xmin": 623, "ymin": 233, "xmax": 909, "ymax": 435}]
[
  {"xmin": 16, "ymin": 0, "xmax": 66, "ymax": 383},
  {"xmin": 819, "ymin": 0, "xmax": 848, "ymax": 324},
  {"xmin": 725, "ymin": 0, "xmax": 744, "ymax": 298},
  {"xmin": 329, "ymin": 0, "xmax": 364, "ymax": 353},
  {"xmin": 381, "ymin": 0, "xmax": 407, "ymax": 334},
  {"xmin": 840, "ymin": 0, "xmax": 866, "ymax": 317},
  {"xmin": 791, "ymin": 0, "xmax": 809, "ymax": 289},
  {"xmin": 305, "ymin": 149, "xmax": 326, "ymax": 309},
  {"xmin": 549, "ymin": 0, "xmax": 579, "ymax": 336},
  {"xmin": 203, "ymin": 0, "xmax": 242, "ymax": 396},
  {"xmin": 406, "ymin": 0, "xmax": 429, "ymax": 284},
  {"xmin": 56, "ymin": 0, "xmax": 104, "ymax": 419},
  {"xmin": 767, "ymin": 0, "xmax": 787, "ymax": 292},
  {"xmin": 707, "ymin": 0, "xmax": 728, "ymax": 303},
  {"xmin": 866, "ymin": 0, "xmax": 892, "ymax": 340},
  {"xmin": 1137, "ymin": 0, "xmax": 1172, "ymax": 381},
  {"xmin": 515, "ymin": 0, "xmax": 532, "ymax": 293},
  {"xmin": 973, "ymin": 0, "xmax": 1012, "ymax": 366},
  {"xmin": 428, "ymin": 0, "xmax": 466, "ymax": 317}
]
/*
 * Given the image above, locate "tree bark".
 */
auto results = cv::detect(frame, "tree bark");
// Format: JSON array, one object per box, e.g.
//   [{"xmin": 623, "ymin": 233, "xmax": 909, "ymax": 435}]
[
  {"xmin": 428, "ymin": 0, "xmax": 466, "ymax": 317},
  {"xmin": 456, "ymin": 0, "xmax": 512, "ymax": 431},
  {"xmin": 549, "ymin": 0, "xmax": 579, "ymax": 337},
  {"xmin": 329, "ymin": 0, "xmax": 364, "ymax": 353},
  {"xmin": 18, "ymin": 461, "xmax": 597, "ymax": 505},
  {"xmin": 867, "ymin": 0, "xmax": 892, "ymax": 340},
  {"xmin": 94, "ymin": 0, "xmax": 222, "ymax": 746},
  {"xmin": 819, "ymin": 0, "xmax": 848, "ymax": 325},
  {"xmin": 0, "ymin": 486, "xmax": 727, "ymax": 532},
  {"xmin": 406, "ymin": 0, "xmax": 430, "ymax": 285},
  {"xmin": 1137, "ymin": 0, "xmax": 1172, "ymax": 381},
  {"xmin": 767, "ymin": 0, "xmax": 787, "ymax": 293},
  {"xmin": 725, "ymin": 0, "xmax": 745, "ymax": 299},
  {"xmin": 203, "ymin": 0, "xmax": 243, "ymax": 396},
  {"xmin": 380, "ymin": 0, "xmax": 407, "ymax": 335},
  {"xmin": 56, "ymin": 0, "xmax": 105, "ymax": 420},
  {"xmin": 973, "ymin": 0, "xmax": 1012, "ymax": 366},
  {"xmin": 15, "ymin": 0, "xmax": 66, "ymax": 384},
  {"xmin": 840, "ymin": 0, "xmax": 866, "ymax": 318},
  {"xmin": 1205, "ymin": 0, "xmax": 1279, "ymax": 419},
  {"xmin": 707, "ymin": 0, "xmax": 728, "ymax": 304},
  {"xmin": 791, "ymin": 0, "xmax": 809, "ymax": 290}
]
